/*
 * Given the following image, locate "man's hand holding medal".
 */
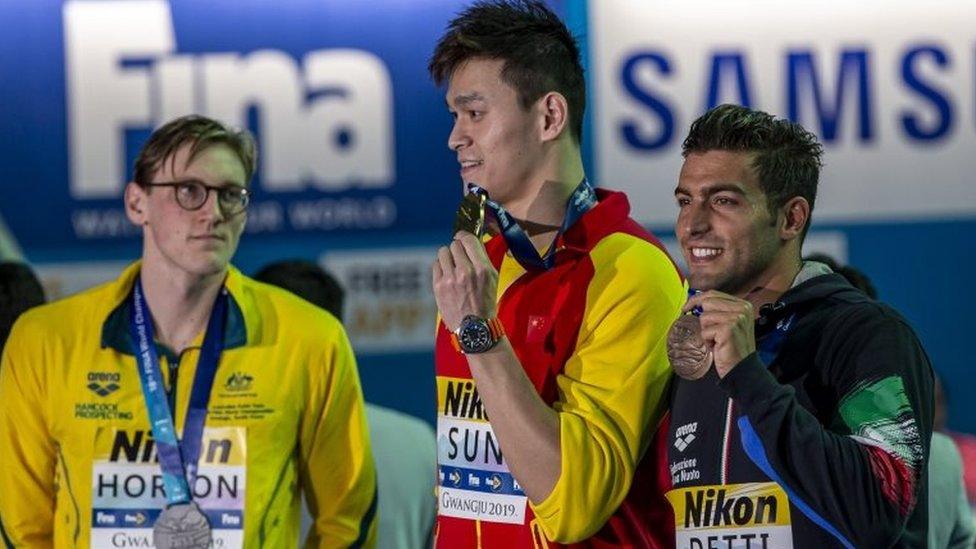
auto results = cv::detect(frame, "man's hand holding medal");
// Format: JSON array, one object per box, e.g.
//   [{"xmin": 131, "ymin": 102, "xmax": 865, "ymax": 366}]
[
  {"xmin": 668, "ymin": 290, "xmax": 759, "ymax": 380},
  {"xmin": 433, "ymin": 185, "xmax": 499, "ymax": 332}
]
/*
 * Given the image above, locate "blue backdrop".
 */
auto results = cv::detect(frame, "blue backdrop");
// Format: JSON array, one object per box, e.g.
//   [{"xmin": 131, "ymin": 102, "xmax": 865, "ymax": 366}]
[{"xmin": 0, "ymin": 0, "xmax": 972, "ymax": 433}]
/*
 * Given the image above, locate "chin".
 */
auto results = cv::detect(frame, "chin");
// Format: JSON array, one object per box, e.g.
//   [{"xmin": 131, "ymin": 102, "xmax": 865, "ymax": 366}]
[
  {"xmin": 181, "ymin": 255, "xmax": 231, "ymax": 278},
  {"xmin": 687, "ymin": 272, "xmax": 714, "ymax": 291}
]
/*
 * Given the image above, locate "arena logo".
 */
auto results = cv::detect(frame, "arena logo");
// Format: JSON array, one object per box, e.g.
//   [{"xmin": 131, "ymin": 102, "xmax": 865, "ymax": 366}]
[
  {"xmin": 87, "ymin": 371, "xmax": 122, "ymax": 397},
  {"xmin": 63, "ymin": 0, "xmax": 395, "ymax": 199}
]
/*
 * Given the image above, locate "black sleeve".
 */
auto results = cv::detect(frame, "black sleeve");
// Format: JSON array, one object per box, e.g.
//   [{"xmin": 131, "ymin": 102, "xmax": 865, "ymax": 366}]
[{"xmin": 719, "ymin": 307, "xmax": 933, "ymax": 547}]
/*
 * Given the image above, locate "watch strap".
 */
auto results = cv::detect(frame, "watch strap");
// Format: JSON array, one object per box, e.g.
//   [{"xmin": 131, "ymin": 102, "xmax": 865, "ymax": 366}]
[{"xmin": 450, "ymin": 316, "xmax": 505, "ymax": 353}]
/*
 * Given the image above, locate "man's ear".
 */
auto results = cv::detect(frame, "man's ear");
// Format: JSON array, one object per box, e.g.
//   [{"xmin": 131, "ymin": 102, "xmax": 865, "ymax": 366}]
[
  {"xmin": 780, "ymin": 196, "xmax": 810, "ymax": 241},
  {"xmin": 538, "ymin": 91, "xmax": 570, "ymax": 142},
  {"xmin": 124, "ymin": 182, "xmax": 149, "ymax": 226}
]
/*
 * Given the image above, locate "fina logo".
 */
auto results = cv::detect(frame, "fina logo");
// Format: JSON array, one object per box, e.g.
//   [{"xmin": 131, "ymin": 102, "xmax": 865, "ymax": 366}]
[
  {"xmin": 123, "ymin": 512, "xmax": 147, "ymax": 526},
  {"xmin": 63, "ymin": 0, "xmax": 395, "ymax": 199}
]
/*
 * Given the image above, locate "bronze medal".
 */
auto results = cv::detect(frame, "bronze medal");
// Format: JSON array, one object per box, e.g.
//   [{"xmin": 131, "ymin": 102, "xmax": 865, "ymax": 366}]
[{"xmin": 667, "ymin": 314, "xmax": 713, "ymax": 380}]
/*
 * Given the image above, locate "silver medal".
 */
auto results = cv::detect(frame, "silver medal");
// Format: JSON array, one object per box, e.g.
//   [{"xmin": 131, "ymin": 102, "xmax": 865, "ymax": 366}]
[
  {"xmin": 667, "ymin": 313, "xmax": 713, "ymax": 380},
  {"xmin": 153, "ymin": 502, "xmax": 212, "ymax": 549}
]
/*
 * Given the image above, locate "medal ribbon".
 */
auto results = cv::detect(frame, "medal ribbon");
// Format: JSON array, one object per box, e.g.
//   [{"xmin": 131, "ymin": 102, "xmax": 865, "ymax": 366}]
[
  {"xmin": 686, "ymin": 288, "xmax": 796, "ymax": 365},
  {"xmin": 470, "ymin": 178, "xmax": 597, "ymax": 271},
  {"xmin": 757, "ymin": 312, "xmax": 796, "ymax": 365},
  {"xmin": 130, "ymin": 277, "xmax": 227, "ymax": 506}
]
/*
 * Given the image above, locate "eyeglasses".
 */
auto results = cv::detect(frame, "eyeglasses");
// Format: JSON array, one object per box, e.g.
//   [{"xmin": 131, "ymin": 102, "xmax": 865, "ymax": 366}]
[{"xmin": 144, "ymin": 180, "xmax": 250, "ymax": 216}]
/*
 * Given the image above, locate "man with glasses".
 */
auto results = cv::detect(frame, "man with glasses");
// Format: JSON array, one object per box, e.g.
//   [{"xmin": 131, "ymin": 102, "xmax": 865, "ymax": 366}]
[{"xmin": 0, "ymin": 115, "xmax": 377, "ymax": 548}]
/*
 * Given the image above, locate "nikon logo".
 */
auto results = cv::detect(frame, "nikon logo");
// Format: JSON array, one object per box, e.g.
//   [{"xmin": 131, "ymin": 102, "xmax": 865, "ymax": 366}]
[
  {"xmin": 684, "ymin": 487, "xmax": 778, "ymax": 528},
  {"xmin": 443, "ymin": 380, "xmax": 488, "ymax": 421},
  {"xmin": 87, "ymin": 371, "xmax": 121, "ymax": 397},
  {"xmin": 110, "ymin": 430, "xmax": 233, "ymax": 464}
]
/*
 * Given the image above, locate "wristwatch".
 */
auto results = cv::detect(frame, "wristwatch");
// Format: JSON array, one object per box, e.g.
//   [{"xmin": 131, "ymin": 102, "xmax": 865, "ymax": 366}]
[{"xmin": 451, "ymin": 315, "xmax": 505, "ymax": 354}]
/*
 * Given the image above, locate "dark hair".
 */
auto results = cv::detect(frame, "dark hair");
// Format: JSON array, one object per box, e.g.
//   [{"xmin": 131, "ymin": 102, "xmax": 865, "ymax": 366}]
[
  {"xmin": 133, "ymin": 115, "xmax": 257, "ymax": 186},
  {"xmin": 254, "ymin": 260, "xmax": 345, "ymax": 321},
  {"xmin": 0, "ymin": 262, "xmax": 46, "ymax": 350},
  {"xmin": 429, "ymin": 0, "xmax": 585, "ymax": 143},
  {"xmin": 683, "ymin": 104, "xmax": 823, "ymax": 236}
]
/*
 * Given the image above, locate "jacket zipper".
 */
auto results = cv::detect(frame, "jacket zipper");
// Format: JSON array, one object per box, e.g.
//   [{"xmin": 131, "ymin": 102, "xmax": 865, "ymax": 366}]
[{"xmin": 720, "ymin": 397, "xmax": 734, "ymax": 485}]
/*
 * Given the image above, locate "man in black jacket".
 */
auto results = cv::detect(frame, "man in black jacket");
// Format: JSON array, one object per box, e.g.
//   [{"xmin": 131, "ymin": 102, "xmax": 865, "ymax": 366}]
[{"xmin": 667, "ymin": 104, "xmax": 933, "ymax": 548}]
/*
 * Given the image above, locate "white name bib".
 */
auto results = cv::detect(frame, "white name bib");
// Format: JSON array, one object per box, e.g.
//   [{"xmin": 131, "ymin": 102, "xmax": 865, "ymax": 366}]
[
  {"xmin": 90, "ymin": 426, "xmax": 246, "ymax": 548},
  {"xmin": 666, "ymin": 482, "xmax": 794, "ymax": 549},
  {"xmin": 436, "ymin": 377, "xmax": 527, "ymax": 525}
]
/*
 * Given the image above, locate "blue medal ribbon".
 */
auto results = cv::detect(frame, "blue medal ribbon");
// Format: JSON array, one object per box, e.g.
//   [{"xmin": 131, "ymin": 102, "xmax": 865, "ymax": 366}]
[
  {"xmin": 686, "ymin": 287, "xmax": 795, "ymax": 365},
  {"xmin": 757, "ymin": 312, "xmax": 796, "ymax": 365},
  {"xmin": 687, "ymin": 288, "xmax": 704, "ymax": 315},
  {"xmin": 470, "ymin": 178, "xmax": 597, "ymax": 271},
  {"xmin": 130, "ymin": 277, "xmax": 227, "ymax": 506}
]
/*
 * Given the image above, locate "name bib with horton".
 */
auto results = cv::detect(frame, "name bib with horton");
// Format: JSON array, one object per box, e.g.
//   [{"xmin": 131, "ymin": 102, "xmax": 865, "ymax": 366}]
[{"xmin": 90, "ymin": 426, "xmax": 246, "ymax": 548}]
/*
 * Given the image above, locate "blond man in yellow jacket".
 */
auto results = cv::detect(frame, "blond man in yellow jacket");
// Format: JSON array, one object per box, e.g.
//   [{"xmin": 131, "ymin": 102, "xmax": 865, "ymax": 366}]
[{"xmin": 0, "ymin": 115, "xmax": 376, "ymax": 548}]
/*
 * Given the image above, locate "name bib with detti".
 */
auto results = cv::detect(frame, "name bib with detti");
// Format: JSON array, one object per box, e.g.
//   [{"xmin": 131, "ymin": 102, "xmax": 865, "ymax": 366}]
[
  {"xmin": 90, "ymin": 426, "xmax": 246, "ymax": 548},
  {"xmin": 436, "ymin": 376, "xmax": 527, "ymax": 525},
  {"xmin": 666, "ymin": 482, "xmax": 793, "ymax": 549}
]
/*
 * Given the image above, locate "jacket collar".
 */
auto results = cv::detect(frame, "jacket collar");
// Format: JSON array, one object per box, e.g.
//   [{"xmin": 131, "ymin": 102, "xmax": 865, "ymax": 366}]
[
  {"xmin": 101, "ymin": 262, "xmax": 249, "ymax": 356},
  {"xmin": 485, "ymin": 188, "xmax": 634, "ymax": 263}
]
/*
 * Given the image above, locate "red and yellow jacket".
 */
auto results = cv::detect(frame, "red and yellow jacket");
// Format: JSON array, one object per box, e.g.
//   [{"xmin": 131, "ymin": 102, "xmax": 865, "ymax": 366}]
[{"xmin": 434, "ymin": 189, "xmax": 685, "ymax": 547}]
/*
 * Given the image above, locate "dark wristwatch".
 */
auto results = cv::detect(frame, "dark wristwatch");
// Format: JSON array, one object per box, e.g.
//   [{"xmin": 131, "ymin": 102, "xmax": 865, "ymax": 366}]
[{"xmin": 451, "ymin": 315, "xmax": 505, "ymax": 354}]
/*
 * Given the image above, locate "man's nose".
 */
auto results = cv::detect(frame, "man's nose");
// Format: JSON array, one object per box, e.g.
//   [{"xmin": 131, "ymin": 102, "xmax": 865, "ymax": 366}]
[
  {"xmin": 199, "ymin": 188, "xmax": 225, "ymax": 222},
  {"xmin": 681, "ymin": 202, "xmax": 710, "ymax": 236},
  {"xmin": 448, "ymin": 120, "xmax": 469, "ymax": 151}
]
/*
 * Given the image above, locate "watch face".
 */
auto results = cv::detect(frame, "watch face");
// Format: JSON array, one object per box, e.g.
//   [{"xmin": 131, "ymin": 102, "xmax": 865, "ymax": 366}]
[{"xmin": 459, "ymin": 317, "xmax": 493, "ymax": 353}]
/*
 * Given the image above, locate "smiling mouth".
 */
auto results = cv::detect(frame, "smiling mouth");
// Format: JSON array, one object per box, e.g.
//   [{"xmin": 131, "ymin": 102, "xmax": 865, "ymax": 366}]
[
  {"xmin": 690, "ymin": 247, "xmax": 723, "ymax": 259},
  {"xmin": 460, "ymin": 160, "xmax": 483, "ymax": 170}
]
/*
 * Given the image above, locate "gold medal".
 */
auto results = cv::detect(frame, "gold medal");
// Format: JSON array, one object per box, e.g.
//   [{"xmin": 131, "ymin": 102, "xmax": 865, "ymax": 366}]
[{"xmin": 453, "ymin": 187, "xmax": 488, "ymax": 237}]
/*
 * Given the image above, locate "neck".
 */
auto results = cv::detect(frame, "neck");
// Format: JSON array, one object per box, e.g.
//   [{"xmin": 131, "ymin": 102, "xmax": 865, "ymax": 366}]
[
  {"xmin": 739, "ymin": 252, "xmax": 803, "ymax": 316},
  {"xmin": 502, "ymin": 142, "xmax": 586, "ymax": 250},
  {"xmin": 139, "ymin": 257, "xmax": 226, "ymax": 354}
]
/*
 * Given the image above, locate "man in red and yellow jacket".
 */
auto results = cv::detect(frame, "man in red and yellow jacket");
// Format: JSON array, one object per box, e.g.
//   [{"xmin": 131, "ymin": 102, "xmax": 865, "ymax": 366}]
[{"xmin": 428, "ymin": 2, "xmax": 685, "ymax": 546}]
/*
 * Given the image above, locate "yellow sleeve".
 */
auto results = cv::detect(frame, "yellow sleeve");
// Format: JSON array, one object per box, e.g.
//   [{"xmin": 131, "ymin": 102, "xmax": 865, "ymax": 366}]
[
  {"xmin": 300, "ymin": 320, "xmax": 378, "ymax": 549},
  {"xmin": 529, "ymin": 235, "xmax": 685, "ymax": 542},
  {"xmin": 0, "ymin": 315, "xmax": 56, "ymax": 548}
]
